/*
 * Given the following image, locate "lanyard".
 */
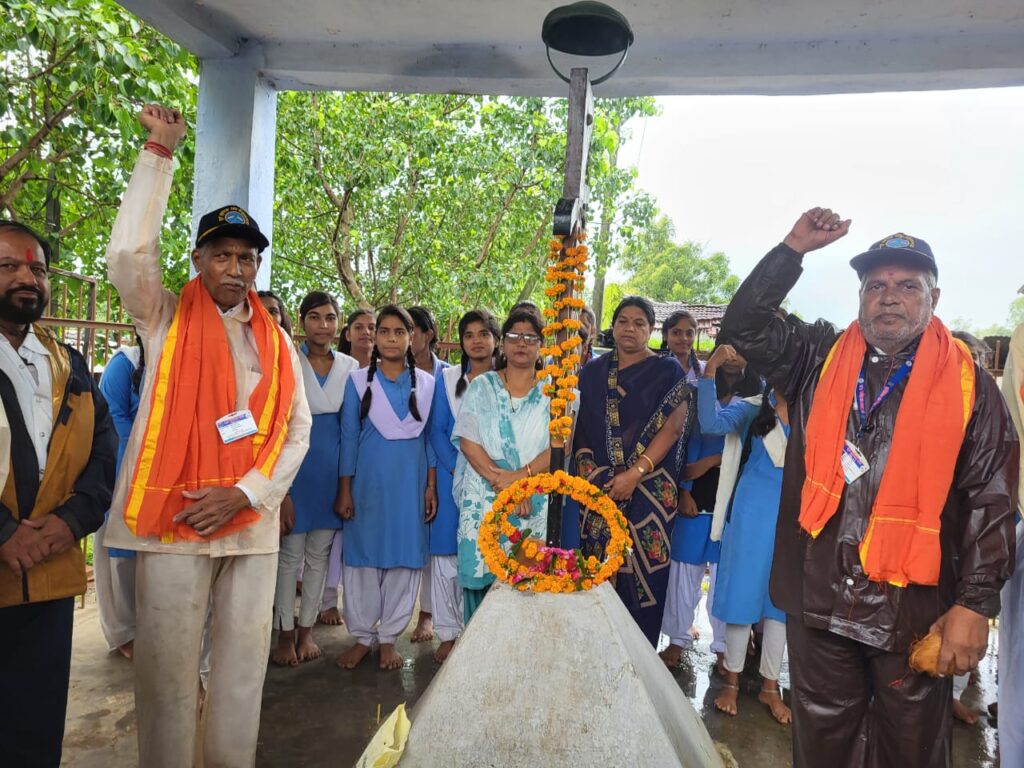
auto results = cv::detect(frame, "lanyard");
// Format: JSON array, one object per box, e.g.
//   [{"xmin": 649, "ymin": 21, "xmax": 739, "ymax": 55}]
[{"xmin": 855, "ymin": 356, "xmax": 914, "ymax": 437}]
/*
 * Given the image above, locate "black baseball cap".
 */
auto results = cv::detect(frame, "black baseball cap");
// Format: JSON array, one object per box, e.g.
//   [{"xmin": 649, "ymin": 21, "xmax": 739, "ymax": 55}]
[
  {"xmin": 849, "ymin": 232, "xmax": 937, "ymax": 279},
  {"xmin": 195, "ymin": 205, "xmax": 269, "ymax": 253}
]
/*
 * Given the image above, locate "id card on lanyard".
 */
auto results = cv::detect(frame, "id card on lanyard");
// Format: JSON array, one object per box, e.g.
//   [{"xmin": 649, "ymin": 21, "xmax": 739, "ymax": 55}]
[
  {"xmin": 855, "ymin": 357, "xmax": 914, "ymax": 439},
  {"xmin": 842, "ymin": 355, "xmax": 914, "ymax": 484}
]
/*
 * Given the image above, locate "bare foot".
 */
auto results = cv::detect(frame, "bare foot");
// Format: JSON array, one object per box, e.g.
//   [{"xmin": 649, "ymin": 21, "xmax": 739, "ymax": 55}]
[
  {"xmin": 759, "ymin": 685, "xmax": 792, "ymax": 725},
  {"xmin": 271, "ymin": 630, "xmax": 299, "ymax": 667},
  {"xmin": 336, "ymin": 642, "xmax": 371, "ymax": 669},
  {"xmin": 117, "ymin": 640, "xmax": 134, "ymax": 660},
  {"xmin": 295, "ymin": 627, "xmax": 322, "ymax": 662},
  {"xmin": 952, "ymin": 698, "xmax": 981, "ymax": 726},
  {"xmin": 715, "ymin": 651, "xmax": 727, "ymax": 677},
  {"xmin": 318, "ymin": 607, "xmax": 344, "ymax": 626},
  {"xmin": 433, "ymin": 639, "xmax": 456, "ymax": 664},
  {"xmin": 688, "ymin": 625, "xmax": 700, "ymax": 641},
  {"xmin": 379, "ymin": 643, "xmax": 404, "ymax": 670},
  {"xmin": 714, "ymin": 683, "xmax": 739, "ymax": 716},
  {"xmin": 659, "ymin": 644, "xmax": 683, "ymax": 668},
  {"xmin": 411, "ymin": 611, "xmax": 434, "ymax": 643}
]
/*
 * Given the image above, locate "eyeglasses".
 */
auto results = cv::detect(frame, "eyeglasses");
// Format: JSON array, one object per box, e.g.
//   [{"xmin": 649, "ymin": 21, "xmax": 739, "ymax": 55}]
[{"xmin": 504, "ymin": 332, "xmax": 542, "ymax": 345}]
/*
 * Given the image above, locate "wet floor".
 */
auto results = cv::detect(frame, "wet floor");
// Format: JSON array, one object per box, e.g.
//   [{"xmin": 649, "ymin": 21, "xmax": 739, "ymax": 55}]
[{"xmin": 63, "ymin": 588, "xmax": 1001, "ymax": 767}]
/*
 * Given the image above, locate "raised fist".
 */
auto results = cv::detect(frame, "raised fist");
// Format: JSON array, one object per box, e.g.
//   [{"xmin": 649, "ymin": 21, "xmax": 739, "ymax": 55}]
[
  {"xmin": 705, "ymin": 343, "xmax": 740, "ymax": 375},
  {"xmin": 138, "ymin": 104, "xmax": 186, "ymax": 152},
  {"xmin": 783, "ymin": 207, "xmax": 852, "ymax": 255}
]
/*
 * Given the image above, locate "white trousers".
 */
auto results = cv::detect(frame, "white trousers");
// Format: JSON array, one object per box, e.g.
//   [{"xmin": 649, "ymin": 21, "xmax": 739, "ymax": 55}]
[
  {"xmin": 135, "ymin": 552, "xmax": 276, "ymax": 768},
  {"xmin": 320, "ymin": 531, "xmax": 344, "ymax": 612},
  {"xmin": 1000, "ymin": 520, "xmax": 1024, "ymax": 767},
  {"xmin": 661, "ymin": 560, "xmax": 726, "ymax": 653},
  {"xmin": 419, "ymin": 562, "xmax": 432, "ymax": 614},
  {"xmin": 429, "ymin": 555, "xmax": 464, "ymax": 642},
  {"xmin": 273, "ymin": 528, "xmax": 334, "ymax": 630},
  {"xmin": 953, "ymin": 673, "xmax": 969, "ymax": 699},
  {"xmin": 342, "ymin": 565, "xmax": 420, "ymax": 646},
  {"xmin": 94, "ymin": 522, "xmax": 136, "ymax": 651},
  {"xmin": 724, "ymin": 618, "xmax": 787, "ymax": 681}
]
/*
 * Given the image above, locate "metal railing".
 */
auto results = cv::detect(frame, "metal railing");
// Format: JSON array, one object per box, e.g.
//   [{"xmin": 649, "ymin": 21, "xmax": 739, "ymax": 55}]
[{"xmin": 39, "ymin": 267, "xmax": 136, "ymax": 371}]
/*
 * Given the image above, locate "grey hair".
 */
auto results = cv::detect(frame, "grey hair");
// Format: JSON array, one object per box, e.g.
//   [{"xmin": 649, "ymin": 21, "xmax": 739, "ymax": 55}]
[{"xmin": 859, "ymin": 270, "xmax": 937, "ymax": 293}]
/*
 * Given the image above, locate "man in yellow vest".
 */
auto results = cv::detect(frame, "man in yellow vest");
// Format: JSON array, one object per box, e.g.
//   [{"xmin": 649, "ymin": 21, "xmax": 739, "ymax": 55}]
[{"xmin": 0, "ymin": 221, "xmax": 117, "ymax": 768}]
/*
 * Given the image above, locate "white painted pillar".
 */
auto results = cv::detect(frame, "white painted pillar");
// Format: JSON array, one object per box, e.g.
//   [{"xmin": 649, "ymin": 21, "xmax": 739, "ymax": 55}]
[{"xmin": 191, "ymin": 44, "xmax": 277, "ymax": 289}]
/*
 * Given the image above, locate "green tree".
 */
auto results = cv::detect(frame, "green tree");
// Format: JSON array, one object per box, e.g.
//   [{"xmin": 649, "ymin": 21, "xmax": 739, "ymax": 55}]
[
  {"xmin": 271, "ymin": 92, "xmax": 659, "ymax": 340},
  {"xmin": 0, "ymin": 0, "xmax": 197, "ymax": 289},
  {"xmin": 600, "ymin": 282, "xmax": 626, "ymax": 329},
  {"xmin": 587, "ymin": 98, "xmax": 659, "ymax": 325},
  {"xmin": 952, "ymin": 296, "xmax": 1024, "ymax": 339},
  {"xmin": 1010, "ymin": 295, "xmax": 1024, "ymax": 329},
  {"xmin": 621, "ymin": 216, "xmax": 739, "ymax": 304},
  {"xmin": 1, "ymin": 1, "xmax": 660, "ymax": 347}
]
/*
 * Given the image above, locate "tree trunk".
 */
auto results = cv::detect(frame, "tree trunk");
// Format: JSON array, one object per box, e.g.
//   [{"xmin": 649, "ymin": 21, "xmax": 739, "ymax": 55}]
[
  {"xmin": 515, "ymin": 218, "xmax": 552, "ymax": 304},
  {"xmin": 329, "ymin": 193, "xmax": 372, "ymax": 310},
  {"xmin": 591, "ymin": 213, "xmax": 612, "ymax": 327},
  {"xmin": 45, "ymin": 166, "xmax": 60, "ymax": 263}
]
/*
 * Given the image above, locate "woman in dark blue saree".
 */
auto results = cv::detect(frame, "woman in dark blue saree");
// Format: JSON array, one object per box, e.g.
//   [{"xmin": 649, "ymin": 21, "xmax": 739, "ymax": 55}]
[{"xmin": 574, "ymin": 296, "xmax": 693, "ymax": 645}]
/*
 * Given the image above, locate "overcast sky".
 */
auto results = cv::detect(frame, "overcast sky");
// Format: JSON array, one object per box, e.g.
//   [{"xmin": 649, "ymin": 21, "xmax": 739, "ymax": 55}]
[{"xmin": 617, "ymin": 86, "xmax": 1024, "ymax": 330}]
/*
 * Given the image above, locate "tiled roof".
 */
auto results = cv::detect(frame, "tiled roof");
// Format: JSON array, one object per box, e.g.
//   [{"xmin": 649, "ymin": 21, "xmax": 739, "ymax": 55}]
[{"xmin": 650, "ymin": 301, "xmax": 726, "ymax": 325}]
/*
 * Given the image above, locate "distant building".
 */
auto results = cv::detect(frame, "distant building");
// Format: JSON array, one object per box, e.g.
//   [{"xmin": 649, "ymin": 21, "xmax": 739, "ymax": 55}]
[{"xmin": 651, "ymin": 301, "xmax": 726, "ymax": 346}]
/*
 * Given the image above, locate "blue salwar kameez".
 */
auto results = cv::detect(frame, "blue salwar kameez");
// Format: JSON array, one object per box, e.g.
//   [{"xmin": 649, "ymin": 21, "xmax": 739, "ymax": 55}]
[
  {"xmin": 696, "ymin": 377, "xmax": 787, "ymax": 625},
  {"xmin": 340, "ymin": 369, "xmax": 434, "ymax": 570}
]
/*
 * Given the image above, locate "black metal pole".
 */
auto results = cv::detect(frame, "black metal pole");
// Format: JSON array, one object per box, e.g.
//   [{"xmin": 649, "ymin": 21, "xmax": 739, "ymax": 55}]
[{"xmin": 544, "ymin": 68, "xmax": 593, "ymax": 549}]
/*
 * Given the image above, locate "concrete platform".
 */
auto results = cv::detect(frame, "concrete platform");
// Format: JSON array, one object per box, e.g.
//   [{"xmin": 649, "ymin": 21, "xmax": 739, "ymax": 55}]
[
  {"xmin": 400, "ymin": 583, "xmax": 721, "ymax": 767},
  {"xmin": 61, "ymin": 586, "xmax": 1001, "ymax": 767}
]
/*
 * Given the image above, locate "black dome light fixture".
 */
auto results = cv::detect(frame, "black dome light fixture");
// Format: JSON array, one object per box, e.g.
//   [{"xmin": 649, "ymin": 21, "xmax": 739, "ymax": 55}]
[{"xmin": 541, "ymin": 1, "xmax": 635, "ymax": 85}]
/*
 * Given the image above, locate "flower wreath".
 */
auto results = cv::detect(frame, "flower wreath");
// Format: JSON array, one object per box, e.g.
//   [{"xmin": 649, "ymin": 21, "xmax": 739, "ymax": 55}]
[{"xmin": 478, "ymin": 470, "xmax": 633, "ymax": 593}]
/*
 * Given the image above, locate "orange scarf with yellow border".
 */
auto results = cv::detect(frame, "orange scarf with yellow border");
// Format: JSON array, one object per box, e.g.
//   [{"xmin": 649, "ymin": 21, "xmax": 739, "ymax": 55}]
[
  {"xmin": 124, "ymin": 277, "xmax": 295, "ymax": 543},
  {"xmin": 800, "ymin": 316, "xmax": 975, "ymax": 586}
]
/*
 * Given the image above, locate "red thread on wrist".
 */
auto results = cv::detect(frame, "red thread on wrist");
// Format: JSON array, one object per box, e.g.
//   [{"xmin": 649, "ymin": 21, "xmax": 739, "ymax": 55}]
[{"xmin": 144, "ymin": 140, "xmax": 173, "ymax": 159}]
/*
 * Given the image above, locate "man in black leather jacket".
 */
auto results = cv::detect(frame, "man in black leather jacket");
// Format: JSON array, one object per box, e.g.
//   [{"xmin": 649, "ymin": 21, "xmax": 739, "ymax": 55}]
[{"xmin": 720, "ymin": 208, "xmax": 1018, "ymax": 768}]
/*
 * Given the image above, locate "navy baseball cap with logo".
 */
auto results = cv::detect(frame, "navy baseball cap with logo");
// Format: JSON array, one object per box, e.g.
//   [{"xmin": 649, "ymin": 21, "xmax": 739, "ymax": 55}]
[
  {"xmin": 195, "ymin": 205, "xmax": 270, "ymax": 253},
  {"xmin": 849, "ymin": 232, "xmax": 937, "ymax": 279}
]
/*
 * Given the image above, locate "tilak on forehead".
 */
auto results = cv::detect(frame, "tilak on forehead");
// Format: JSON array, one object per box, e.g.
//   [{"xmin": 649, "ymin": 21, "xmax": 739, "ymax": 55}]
[{"xmin": 25, "ymin": 247, "xmax": 35, "ymax": 263}]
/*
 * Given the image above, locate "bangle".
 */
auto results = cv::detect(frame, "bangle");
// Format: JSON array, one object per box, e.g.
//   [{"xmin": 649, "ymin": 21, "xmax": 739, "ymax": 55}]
[
  {"xmin": 525, "ymin": 464, "xmax": 533, "ymax": 478},
  {"xmin": 144, "ymin": 140, "xmax": 173, "ymax": 159},
  {"xmin": 639, "ymin": 454, "xmax": 656, "ymax": 474}
]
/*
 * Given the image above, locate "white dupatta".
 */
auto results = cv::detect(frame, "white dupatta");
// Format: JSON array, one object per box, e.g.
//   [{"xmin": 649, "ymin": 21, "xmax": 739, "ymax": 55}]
[
  {"xmin": 349, "ymin": 367, "xmax": 435, "ymax": 439},
  {"xmin": 442, "ymin": 365, "xmax": 466, "ymax": 417},
  {"xmin": 298, "ymin": 348, "xmax": 358, "ymax": 415},
  {"xmin": 709, "ymin": 395, "xmax": 788, "ymax": 542}
]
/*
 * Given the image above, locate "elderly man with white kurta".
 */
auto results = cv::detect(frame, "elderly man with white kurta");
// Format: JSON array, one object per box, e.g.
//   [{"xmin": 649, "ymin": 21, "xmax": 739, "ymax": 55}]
[
  {"xmin": 1000, "ymin": 288, "xmax": 1024, "ymax": 768},
  {"xmin": 103, "ymin": 104, "xmax": 311, "ymax": 768}
]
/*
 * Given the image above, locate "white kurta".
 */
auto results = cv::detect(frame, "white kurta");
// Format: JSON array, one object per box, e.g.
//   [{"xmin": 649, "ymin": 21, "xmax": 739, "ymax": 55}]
[
  {"xmin": 104, "ymin": 151, "xmax": 312, "ymax": 556},
  {"xmin": 999, "ymin": 322, "xmax": 1024, "ymax": 767}
]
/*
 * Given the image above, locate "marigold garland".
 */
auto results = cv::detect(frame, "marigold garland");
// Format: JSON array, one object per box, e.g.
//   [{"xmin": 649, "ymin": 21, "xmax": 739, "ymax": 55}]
[
  {"xmin": 540, "ymin": 233, "xmax": 588, "ymax": 441},
  {"xmin": 479, "ymin": 470, "xmax": 633, "ymax": 593},
  {"xmin": 478, "ymin": 231, "xmax": 619, "ymax": 594}
]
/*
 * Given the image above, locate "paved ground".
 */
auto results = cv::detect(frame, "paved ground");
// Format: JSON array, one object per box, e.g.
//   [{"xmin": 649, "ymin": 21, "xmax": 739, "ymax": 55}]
[{"xmin": 62, "ymin": 588, "xmax": 1000, "ymax": 767}]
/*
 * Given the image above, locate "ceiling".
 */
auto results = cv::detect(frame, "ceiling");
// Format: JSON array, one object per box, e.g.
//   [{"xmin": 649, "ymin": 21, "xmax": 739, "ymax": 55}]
[{"xmin": 117, "ymin": 1, "xmax": 1024, "ymax": 95}]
